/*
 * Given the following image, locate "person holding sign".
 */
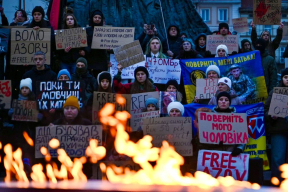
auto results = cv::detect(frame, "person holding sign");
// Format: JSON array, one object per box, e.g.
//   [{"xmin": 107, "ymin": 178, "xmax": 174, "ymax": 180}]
[
  {"xmin": 10, "ymin": 9, "xmax": 30, "ymax": 26},
  {"xmin": 165, "ymin": 79, "xmax": 183, "ymax": 102},
  {"xmin": 265, "ymin": 68, "xmax": 288, "ymax": 181},
  {"xmin": 28, "ymin": 6, "xmax": 52, "ymax": 29},
  {"xmin": 144, "ymin": 37, "xmax": 168, "ymax": 58},
  {"xmin": 215, "ymin": 44, "xmax": 228, "ymax": 57},
  {"xmin": 143, "ymin": 98, "xmax": 159, "ymax": 112},
  {"xmin": 114, "ymin": 65, "xmax": 158, "ymax": 94},
  {"xmin": 195, "ymin": 33, "xmax": 212, "ymax": 58},
  {"xmin": 176, "ymin": 38, "xmax": 203, "ymax": 59},
  {"xmin": 167, "ymin": 101, "xmax": 184, "ymax": 117},
  {"xmin": 97, "ymin": 71, "xmax": 114, "ymax": 93},
  {"xmin": 57, "ymin": 69, "xmax": 71, "ymax": 81}
]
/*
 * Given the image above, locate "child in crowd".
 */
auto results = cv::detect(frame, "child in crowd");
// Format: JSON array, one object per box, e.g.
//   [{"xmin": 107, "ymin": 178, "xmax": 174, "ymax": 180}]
[
  {"xmin": 97, "ymin": 72, "xmax": 113, "ymax": 92},
  {"xmin": 145, "ymin": 98, "xmax": 159, "ymax": 112}
]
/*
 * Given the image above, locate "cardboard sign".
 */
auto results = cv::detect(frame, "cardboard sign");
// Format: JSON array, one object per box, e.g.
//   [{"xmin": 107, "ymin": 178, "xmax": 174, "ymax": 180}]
[
  {"xmin": 232, "ymin": 18, "xmax": 249, "ymax": 33},
  {"xmin": 35, "ymin": 125, "xmax": 102, "ymax": 158},
  {"xmin": 160, "ymin": 92, "xmax": 177, "ymax": 116},
  {"xmin": 109, "ymin": 54, "xmax": 146, "ymax": 79},
  {"xmin": 196, "ymin": 78, "xmax": 218, "ymax": 99},
  {"xmin": 146, "ymin": 57, "xmax": 181, "ymax": 84},
  {"xmin": 11, "ymin": 100, "xmax": 38, "ymax": 122},
  {"xmin": 206, "ymin": 35, "xmax": 239, "ymax": 54},
  {"xmin": 36, "ymin": 81, "xmax": 84, "ymax": 110},
  {"xmin": 130, "ymin": 111, "xmax": 160, "ymax": 131},
  {"xmin": 268, "ymin": 87, "xmax": 288, "ymax": 118},
  {"xmin": 143, "ymin": 117, "xmax": 193, "ymax": 156},
  {"xmin": 10, "ymin": 28, "xmax": 51, "ymax": 65},
  {"xmin": 0, "ymin": 28, "xmax": 10, "ymax": 54},
  {"xmin": 0, "ymin": 80, "xmax": 12, "ymax": 109},
  {"xmin": 55, "ymin": 28, "xmax": 87, "ymax": 50},
  {"xmin": 113, "ymin": 40, "xmax": 145, "ymax": 68},
  {"xmin": 91, "ymin": 26, "xmax": 135, "ymax": 49},
  {"xmin": 198, "ymin": 112, "xmax": 249, "ymax": 144},
  {"xmin": 253, "ymin": 0, "xmax": 281, "ymax": 25},
  {"xmin": 197, "ymin": 150, "xmax": 250, "ymax": 181}
]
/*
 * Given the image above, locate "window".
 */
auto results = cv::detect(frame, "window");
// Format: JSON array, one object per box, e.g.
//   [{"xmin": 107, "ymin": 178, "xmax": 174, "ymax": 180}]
[
  {"xmin": 201, "ymin": 9, "xmax": 210, "ymax": 22},
  {"xmin": 218, "ymin": 9, "xmax": 228, "ymax": 22},
  {"xmin": 280, "ymin": 47, "xmax": 285, "ymax": 64},
  {"xmin": 264, "ymin": 25, "xmax": 272, "ymax": 35}
]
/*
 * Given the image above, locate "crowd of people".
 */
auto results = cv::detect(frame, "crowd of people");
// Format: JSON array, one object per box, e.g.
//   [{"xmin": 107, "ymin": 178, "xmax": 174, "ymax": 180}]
[{"xmin": 0, "ymin": 5, "xmax": 286, "ymax": 184}]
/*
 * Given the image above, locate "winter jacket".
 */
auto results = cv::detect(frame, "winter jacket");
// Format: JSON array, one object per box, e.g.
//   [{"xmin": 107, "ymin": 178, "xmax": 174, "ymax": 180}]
[
  {"xmin": 195, "ymin": 33, "xmax": 213, "ymax": 58},
  {"xmin": 208, "ymin": 90, "xmax": 242, "ymax": 105},
  {"xmin": 53, "ymin": 115, "xmax": 92, "ymax": 125},
  {"xmin": 175, "ymin": 50, "xmax": 203, "ymax": 59},
  {"xmin": 137, "ymin": 32, "xmax": 165, "ymax": 52},
  {"xmin": 1, "ymin": 14, "xmax": 8, "ymax": 26},
  {"xmin": 145, "ymin": 37, "xmax": 168, "ymax": 59},
  {"xmin": 162, "ymin": 25, "xmax": 182, "ymax": 59},
  {"xmin": 10, "ymin": 18, "xmax": 31, "ymax": 26}
]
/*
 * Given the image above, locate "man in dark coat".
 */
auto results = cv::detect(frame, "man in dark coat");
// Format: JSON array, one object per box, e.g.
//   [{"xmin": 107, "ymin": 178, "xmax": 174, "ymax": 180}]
[{"xmin": 162, "ymin": 24, "xmax": 182, "ymax": 59}]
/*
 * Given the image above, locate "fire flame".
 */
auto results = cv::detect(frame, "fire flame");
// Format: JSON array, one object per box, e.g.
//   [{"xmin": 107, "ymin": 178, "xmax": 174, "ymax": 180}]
[{"xmin": 23, "ymin": 131, "xmax": 34, "ymax": 146}]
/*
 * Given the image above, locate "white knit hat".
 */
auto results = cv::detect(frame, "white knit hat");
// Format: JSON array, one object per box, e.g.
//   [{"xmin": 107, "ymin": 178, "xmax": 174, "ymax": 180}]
[
  {"xmin": 167, "ymin": 101, "xmax": 185, "ymax": 115},
  {"xmin": 205, "ymin": 65, "xmax": 220, "ymax": 77},
  {"xmin": 20, "ymin": 78, "xmax": 32, "ymax": 91},
  {"xmin": 215, "ymin": 44, "xmax": 228, "ymax": 57},
  {"xmin": 218, "ymin": 77, "xmax": 231, "ymax": 89}
]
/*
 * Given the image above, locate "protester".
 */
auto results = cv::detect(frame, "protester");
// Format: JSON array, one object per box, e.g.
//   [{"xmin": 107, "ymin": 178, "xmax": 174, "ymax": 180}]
[
  {"xmin": 57, "ymin": 69, "xmax": 71, "ymax": 81},
  {"xmin": 144, "ymin": 98, "xmax": 159, "ymax": 112},
  {"xmin": 195, "ymin": 33, "xmax": 212, "ymax": 58},
  {"xmin": 251, "ymin": 21, "xmax": 283, "ymax": 58},
  {"xmin": 162, "ymin": 24, "xmax": 182, "ymax": 59},
  {"xmin": 206, "ymin": 65, "xmax": 220, "ymax": 79},
  {"xmin": 240, "ymin": 39, "xmax": 253, "ymax": 53},
  {"xmin": 216, "ymin": 23, "xmax": 232, "ymax": 36},
  {"xmin": 144, "ymin": 37, "xmax": 168, "ymax": 58},
  {"xmin": 114, "ymin": 65, "xmax": 158, "ymax": 94},
  {"xmin": 28, "ymin": 6, "xmax": 51, "ymax": 29},
  {"xmin": 97, "ymin": 71, "xmax": 113, "ymax": 92},
  {"xmin": 0, "ymin": 7, "xmax": 8, "ymax": 26},
  {"xmin": 10, "ymin": 9, "xmax": 30, "ymax": 26},
  {"xmin": 167, "ymin": 101, "xmax": 184, "ymax": 117},
  {"xmin": 215, "ymin": 44, "xmax": 228, "ymax": 57},
  {"xmin": 176, "ymin": 38, "xmax": 203, "ymax": 59},
  {"xmin": 165, "ymin": 79, "xmax": 183, "ymax": 102}
]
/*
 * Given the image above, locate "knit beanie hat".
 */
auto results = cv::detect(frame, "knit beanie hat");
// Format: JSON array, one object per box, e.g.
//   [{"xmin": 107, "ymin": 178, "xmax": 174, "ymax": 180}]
[
  {"xmin": 255, "ymin": 38, "xmax": 267, "ymax": 54},
  {"xmin": 32, "ymin": 6, "xmax": 45, "ymax": 17},
  {"xmin": 145, "ymin": 98, "xmax": 159, "ymax": 109},
  {"xmin": 219, "ymin": 22, "xmax": 229, "ymax": 31},
  {"xmin": 63, "ymin": 96, "xmax": 80, "ymax": 110},
  {"xmin": 97, "ymin": 71, "xmax": 112, "ymax": 86},
  {"xmin": 167, "ymin": 101, "xmax": 185, "ymax": 115},
  {"xmin": 165, "ymin": 79, "xmax": 179, "ymax": 91},
  {"xmin": 218, "ymin": 77, "xmax": 231, "ymax": 89},
  {"xmin": 206, "ymin": 65, "xmax": 220, "ymax": 77},
  {"xmin": 76, "ymin": 57, "xmax": 87, "ymax": 68},
  {"xmin": 281, "ymin": 68, "xmax": 288, "ymax": 79},
  {"xmin": 134, "ymin": 66, "xmax": 149, "ymax": 79},
  {"xmin": 57, "ymin": 69, "xmax": 71, "ymax": 80},
  {"xmin": 215, "ymin": 44, "xmax": 228, "ymax": 57},
  {"xmin": 217, "ymin": 91, "xmax": 231, "ymax": 104},
  {"xmin": 90, "ymin": 10, "xmax": 104, "ymax": 26},
  {"xmin": 20, "ymin": 78, "xmax": 32, "ymax": 91},
  {"xmin": 182, "ymin": 38, "xmax": 195, "ymax": 50}
]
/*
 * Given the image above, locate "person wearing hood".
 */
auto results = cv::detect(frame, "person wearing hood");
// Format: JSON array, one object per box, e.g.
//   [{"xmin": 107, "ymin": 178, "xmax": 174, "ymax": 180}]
[
  {"xmin": 145, "ymin": 37, "xmax": 168, "ymax": 58},
  {"xmin": 86, "ymin": 10, "xmax": 109, "ymax": 78},
  {"xmin": 10, "ymin": 9, "xmax": 30, "ymax": 26},
  {"xmin": 240, "ymin": 39, "xmax": 253, "ymax": 53},
  {"xmin": 255, "ymin": 38, "xmax": 278, "ymax": 93},
  {"xmin": 215, "ymin": 44, "xmax": 228, "ymax": 57},
  {"xmin": 195, "ymin": 33, "xmax": 212, "ymax": 58},
  {"xmin": 162, "ymin": 24, "xmax": 182, "ymax": 59},
  {"xmin": 216, "ymin": 23, "xmax": 232, "ymax": 36},
  {"xmin": 208, "ymin": 77, "xmax": 241, "ymax": 105},
  {"xmin": 165, "ymin": 79, "xmax": 183, "ymax": 102},
  {"xmin": 97, "ymin": 71, "xmax": 114, "ymax": 93},
  {"xmin": 251, "ymin": 21, "xmax": 283, "ymax": 58},
  {"xmin": 176, "ymin": 38, "xmax": 202, "ymax": 59}
]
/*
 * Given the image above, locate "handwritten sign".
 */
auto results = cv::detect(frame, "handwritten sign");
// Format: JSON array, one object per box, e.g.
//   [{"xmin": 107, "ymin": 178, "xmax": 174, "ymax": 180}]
[
  {"xmin": 253, "ymin": 0, "xmax": 281, "ymax": 25},
  {"xmin": 35, "ymin": 125, "xmax": 102, "ymax": 158},
  {"xmin": 130, "ymin": 111, "xmax": 160, "ymax": 131},
  {"xmin": 11, "ymin": 100, "xmax": 38, "ymax": 122},
  {"xmin": 0, "ymin": 28, "xmax": 10, "ymax": 54},
  {"xmin": 206, "ymin": 35, "xmax": 239, "ymax": 54},
  {"xmin": 198, "ymin": 112, "xmax": 249, "ymax": 144},
  {"xmin": 268, "ymin": 87, "xmax": 288, "ymax": 118},
  {"xmin": 10, "ymin": 28, "xmax": 51, "ymax": 65},
  {"xmin": 109, "ymin": 54, "xmax": 146, "ymax": 79},
  {"xmin": 92, "ymin": 26, "xmax": 134, "ymax": 49},
  {"xmin": 0, "ymin": 80, "xmax": 12, "ymax": 109},
  {"xmin": 113, "ymin": 40, "xmax": 145, "ymax": 68},
  {"xmin": 55, "ymin": 28, "xmax": 87, "ymax": 50},
  {"xmin": 232, "ymin": 18, "xmax": 249, "ymax": 33},
  {"xmin": 197, "ymin": 150, "xmax": 250, "ymax": 181},
  {"xmin": 143, "ymin": 117, "xmax": 193, "ymax": 156},
  {"xmin": 36, "ymin": 81, "xmax": 84, "ymax": 110},
  {"xmin": 146, "ymin": 57, "xmax": 181, "ymax": 84},
  {"xmin": 196, "ymin": 78, "xmax": 218, "ymax": 99}
]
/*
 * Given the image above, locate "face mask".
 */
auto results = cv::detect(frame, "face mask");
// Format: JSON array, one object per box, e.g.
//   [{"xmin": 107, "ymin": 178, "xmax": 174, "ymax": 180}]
[{"xmin": 76, "ymin": 67, "xmax": 86, "ymax": 75}]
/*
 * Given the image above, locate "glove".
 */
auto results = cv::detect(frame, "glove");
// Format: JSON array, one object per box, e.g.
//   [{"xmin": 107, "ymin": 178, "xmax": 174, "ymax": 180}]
[
  {"xmin": 231, "ymin": 147, "xmax": 242, "ymax": 156},
  {"xmin": 8, "ymin": 108, "xmax": 14, "ymax": 116},
  {"xmin": 37, "ymin": 113, "xmax": 43, "ymax": 121}
]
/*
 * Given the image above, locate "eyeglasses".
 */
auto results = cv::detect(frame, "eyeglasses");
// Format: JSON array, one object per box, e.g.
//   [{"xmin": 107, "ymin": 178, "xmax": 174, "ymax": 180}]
[{"xmin": 34, "ymin": 58, "xmax": 43, "ymax": 61}]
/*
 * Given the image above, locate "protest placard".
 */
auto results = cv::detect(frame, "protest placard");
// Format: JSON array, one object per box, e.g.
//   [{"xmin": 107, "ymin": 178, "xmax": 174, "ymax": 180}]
[
  {"xmin": 197, "ymin": 150, "xmax": 249, "ymax": 181},
  {"xmin": 0, "ymin": 80, "xmax": 12, "ymax": 109},
  {"xmin": 10, "ymin": 28, "xmax": 51, "ymax": 65},
  {"xmin": 130, "ymin": 111, "xmax": 160, "ymax": 131},
  {"xmin": 11, "ymin": 100, "xmax": 38, "ymax": 122},
  {"xmin": 232, "ymin": 18, "xmax": 249, "ymax": 33},
  {"xmin": 143, "ymin": 117, "xmax": 193, "ymax": 156},
  {"xmin": 55, "ymin": 28, "xmax": 87, "ymax": 50},
  {"xmin": 146, "ymin": 57, "xmax": 181, "ymax": 84},
  {"xmin": 196, "ymin": 78, "xmax": 218, "ymax": 99},
  {"xmin": 36, "ymin": 81, "xmax": 84, "ymax": 110},
  {"xmin": 160, "ymin": 92, "xmax": 177, "ymax": 116},
  {"xmin": 268, "ymin": 87, "xmax": 288, "ymax": 118},
  {"xmin": 109, "ymin": 54, "xmax": 146, "ymax": 79},
  {"xmin": 92, "ymin": 26, "xmax": 134, "ymax": 49},
  {"xmin": 253, "ymin": 0, "xmax": 281, "ymax": 25},
  {"xmin": 198, "ymin": 112, "xmax": 248, "ymax": 144},
  {"xmin": 206, "ymin": 35, "xmax": 239, "ymax": 54},
  {"xmin": 35, "ymin": 125, "xmax": 102, "ymax": 158},
  {"xmin": 113, "ymin": 40, "xmax": 145, "ymax": 68},
  {"xmin": 0, "ymin": 28, "xmax": 10, "ymax": 54}
]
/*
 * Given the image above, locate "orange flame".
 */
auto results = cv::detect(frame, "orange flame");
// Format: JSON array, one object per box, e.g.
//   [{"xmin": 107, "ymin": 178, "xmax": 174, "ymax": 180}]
[
  {"xmin": 49, "ymin": 138, "xmax": 60, "ymax": 149},
  {"xmin": 23, "ymin": 131, "xmax": 34, "ymax": 146}
]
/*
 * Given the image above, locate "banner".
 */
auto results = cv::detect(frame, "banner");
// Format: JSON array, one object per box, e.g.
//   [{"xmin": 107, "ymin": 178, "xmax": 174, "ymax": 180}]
[
  {"xmin": 232, "ymin": 18, "xmax": 249, "ymax": 33},
  {"xmin": 36, "ymin": 81, "xmax": 84, "ymax": 110},
  {"xmin": 268, "ymin": 87, "xmax": 288, "ymax": 118},
  {"xmin": 92, "ymin": 26, "xmax": 135, "ymax": 49},
  {"xmin": 184, "ymin": 102, "xmax": 269, "ymax": 170},
  {"xmin": 0, "ymin": 28, "xmax": 10, "ymax": 54},
  {"xmin": 113, "ymin": 40, "xmax": 145, "ymax": 68},
  {"xmin": 143, "ymin": 117, "xmax": 193, "ymax": 156},
  {"xmin": 35, "ymin": 125, "xmax": 102, "ymax": 158},
  {"xmin": 109, "ymin": 54, "xmax": 146, "ymax": 79},
  {"xmin": 10, "ymin": 28, "xmax": 51, "ymax": 65},
  {"xmin": 198, "ymin": 112, "xmax": 248, "ymax": 144},
  {"xmin": 55, "ymin": 27, "xmax": 87, "ymax": 50},
  {"xmin": 160, "ymin": 91, "xmax": 177, "ymax": 116},
  {"xmin": 197, "ymin": 150, "xmax": 249, "ymax": 181},
  {"xmin": 253, "ymin": 0, "xmax": 281, "ymax": 25},
  {"xmin": 206, "ymin": 35, "xmax": 239, "ymax": 54},
  {"xmin": 196, "ymin": 78, "xmax": 218, "ymax": 99},
  {"xmin": 180, "ymin": 51, "xmax": 268, "ymax": 104},
  {"xmin": 130, "ymin": 111, "xmax": 160, "ymax": 132},
  {"xmin": 11, "ymin": 100, "xmax": 38, "ymax": 122},
  {"xmin": 0, "ymin": 80, "xmax": 12, "ymax": 109},
  {"xmin": 146, "ymin": 57, "xmax": 181, "ymax": 84}
]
